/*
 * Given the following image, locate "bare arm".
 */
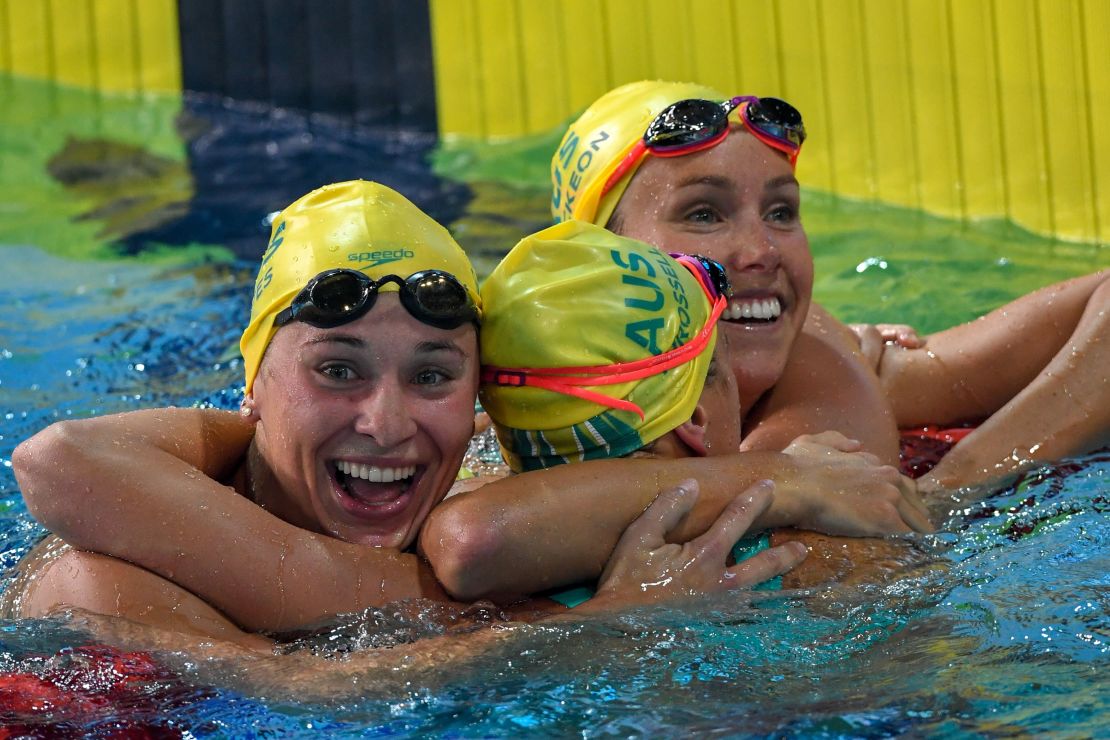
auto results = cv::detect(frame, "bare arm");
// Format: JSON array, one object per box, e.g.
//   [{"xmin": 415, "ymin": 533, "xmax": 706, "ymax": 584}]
[
  {"xmin": 12, "ymin": 408, "xmax": 448, "ymax": 634},
  {"xmin": 881, "ymin": 270, "xmax": 1110, "ymax": 489},
  {"xmin": 420, "ymin": 449, "xmax": 926, "ymax": 603},
  {"xmin": 742, "ymin": 303, "xmax": 901, "ymax": 465},
  {"xmin": 10, "ymin": 536, "xmax": 273, "ymax": 651}
]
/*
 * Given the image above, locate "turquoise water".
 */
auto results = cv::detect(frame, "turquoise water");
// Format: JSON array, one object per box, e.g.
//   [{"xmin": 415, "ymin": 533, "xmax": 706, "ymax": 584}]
[{"xmin": 1, "ymin": 76, "xmax": 1107, "ymax": 736}]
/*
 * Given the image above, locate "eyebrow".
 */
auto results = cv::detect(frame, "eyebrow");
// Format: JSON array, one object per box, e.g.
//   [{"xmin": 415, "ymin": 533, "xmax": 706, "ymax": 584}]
[
  {"xmin": 766, "ymin": 174, "xmax": 800, "ymax": 190},
  {"xmin": 306, "ymin": 334, "xmax": 365, "ymax": 349},
  {"xmin": 674, "ymin": 173, "xmax": 799, "ymax": 191},
  {"xmin": 304, "ymin": 335, "xmax": 467, "ymax": 358},
  {"xmin": 675, "ymin": 174, "xmax": 734, "ymax": 190},
  {"xmin": 414, "ymin": 340, "xmax": 467, "ymax": 358}
]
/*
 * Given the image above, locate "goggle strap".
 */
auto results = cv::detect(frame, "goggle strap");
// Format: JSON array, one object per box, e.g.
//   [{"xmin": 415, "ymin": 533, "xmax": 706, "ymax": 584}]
[{"xmin": 600, "ymin": 140, "xmax": 648, "ymax": 200}]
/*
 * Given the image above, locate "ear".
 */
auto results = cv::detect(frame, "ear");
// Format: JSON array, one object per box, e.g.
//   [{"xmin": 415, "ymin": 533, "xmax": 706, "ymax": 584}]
[{"xmin": 672, "ymin": 403, "xmax": 711, "ymax": 457}]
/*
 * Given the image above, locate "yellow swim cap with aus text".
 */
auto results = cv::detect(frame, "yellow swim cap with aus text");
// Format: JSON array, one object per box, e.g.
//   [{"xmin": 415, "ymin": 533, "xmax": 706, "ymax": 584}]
[
  {"xmin": 239, "ymin": 180, "xmax": 480, "ymax": 393},
  {"xmin": 479, "ymin": 220, "xmax": 718, "ymax": 472},
  {"xmin": 550, "ymin": 80, "xmax": 725, "ymax": 227}
]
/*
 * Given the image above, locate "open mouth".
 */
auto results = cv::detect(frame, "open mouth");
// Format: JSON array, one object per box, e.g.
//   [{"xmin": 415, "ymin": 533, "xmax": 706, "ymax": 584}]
[
  {"xmin": 722, "ymin": 296, "xmax": 782, "ymax": 325},
  {"xmin": 332, "ymin": 460, "xmax": 419, "ymax": 508}
]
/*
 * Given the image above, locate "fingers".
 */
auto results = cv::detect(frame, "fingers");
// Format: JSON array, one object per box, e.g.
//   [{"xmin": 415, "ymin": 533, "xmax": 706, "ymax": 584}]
[
  {"xmin": 856, "ymin": 326, "xmax": 884, "ymax": 369},
  {"xmin": 727, "ymin": 540, "xmax": 808, "ymax": 586},
  {"xmin": 895, "ymin": 477, "xmax": 936, "ymax": 533},
  {"xmin": 618, "ymin": 479, "xmax": 700, "ymax": 550},
  {"xmin": 689, "ymin": 480, "xmax": 774, "ymax": 560},
  {"xmin": 880, "ymin": 324, "xmax": 926, "ymax": 349},
  {"xmin": 802, "ymin": 431, "xmax": 863, "ymax": 452}
]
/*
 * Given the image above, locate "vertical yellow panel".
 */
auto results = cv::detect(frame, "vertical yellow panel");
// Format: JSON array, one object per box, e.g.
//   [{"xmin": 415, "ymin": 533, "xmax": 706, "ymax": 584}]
[
  {"xmin": 1037, "ymin": 0, "xmax": 1096, "ymax": 242},
  {"xmin": 559, "ymin": 0, "xmax": 612, "ymax": 113},
  {"xmin": 7, "ymin": 1, "xmax": 51, "ymax": 79},
  {"xmin": 1081, "ymin": 0, "xmax": 1110, "ymax": 243},
  {"xmin": 604, "ymin": 0, "xmax": 650, "ymax": 85},
  {"xmin": 904, "ymin": 0, "xmax": 960, "ymax": 218},
  {"xmin": 92, "ymin": 0, "xmax": 138, "ymax": 93},
  {"xmin": 730, "ymin": 1, "xmax": 782, "ymax": 95},
  {"xmin": 861, "ymin": 0, "xmax": 918, "ymax": 210},
  {"xmin": 949, "ymin": 0, "xmax": 1006, "ymax": 221},
  {"xmin": 431, "ymin": 0, "xmax": 487, "ymax": 137},
  {"xmin": 819, "ymin": 0, "xmax": 875, "ymax": 200},
  {"xmin": 518, "ymin": 0, "xmax": 568, "ymax": 132},
  {"xmin": 993, "ymin": 0, "xmax": 1052, "ymax": 236},
  {"xmin": 645, "ymin": 0, "xmax": 694, "ymax": 82},
  {"xmin": 0, "ymin": 1, "xmax": 9, "ymax": 73},
  {"xmin": 474, "ymin": 0, "xmax": 526, "ymax": 137},
  {"xmin": 135, "ymin": 0, "xmax": 181, "ymax": 93},
  {"xmin": 48, "ymin": 0, "xmax": 95, "ymax": 88},
  {"xmin": 687, "ymin": 0, "xmax": 735, "ymax": 94},
  {"xmin": 776, "ymin": 0, "xmax": 832, "ymax": 192}
]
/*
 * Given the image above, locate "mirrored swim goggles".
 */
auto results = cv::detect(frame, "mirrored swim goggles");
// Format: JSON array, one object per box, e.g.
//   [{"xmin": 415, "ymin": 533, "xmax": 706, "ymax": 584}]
[
  {"xmin": 481, "ymin": 254, "xmax": 731, "ymax": 419},
  {"xmin": 601, "ymin": 95, "xmax": 806, "ymax": 201},
  {"xmin": 274, "ymin": 268, "xmax": 479, "ymax": 330}
]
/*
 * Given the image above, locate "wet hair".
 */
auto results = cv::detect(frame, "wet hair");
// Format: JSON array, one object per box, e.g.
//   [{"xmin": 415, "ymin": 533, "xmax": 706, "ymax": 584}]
[{"xmin": 604, "ymin": 209, "xmax": 626, "ymax": 236}]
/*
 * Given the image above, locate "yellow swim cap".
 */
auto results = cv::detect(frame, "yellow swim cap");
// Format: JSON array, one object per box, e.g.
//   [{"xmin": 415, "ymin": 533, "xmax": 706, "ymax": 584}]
[
  {"xmin": 240, "ymin": 180, "xmax": 480, "ymax": 393},
  {"xmin": 551, "ymin": 80, "xmax": 724, "ymax": 226},
  {"xmin": 479, "ymin": 220, "xmax": 719, "ymax": 472}
]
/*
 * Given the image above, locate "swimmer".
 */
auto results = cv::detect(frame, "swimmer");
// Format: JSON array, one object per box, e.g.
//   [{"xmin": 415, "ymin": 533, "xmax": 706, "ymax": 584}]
[
  {"xmin": 424, "ymin": 221, "xmax": 927, "ymax": 601},
  {"xmin": 549, "ymin": 80, "xmax": 1109, "ymax": 491},
  {"xmin": 13, "ymin": 182, "xmax": 924, "ymax": 640}
]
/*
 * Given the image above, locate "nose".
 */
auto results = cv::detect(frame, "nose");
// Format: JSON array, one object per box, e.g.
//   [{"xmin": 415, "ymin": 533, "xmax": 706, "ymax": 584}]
[
  {"xmin": 352, "ymin": 382, "xmax": 418, "ymax": 448},
  {"xmin": 723, "ymin": 224, "xmax": 781, "ymax": 274}
]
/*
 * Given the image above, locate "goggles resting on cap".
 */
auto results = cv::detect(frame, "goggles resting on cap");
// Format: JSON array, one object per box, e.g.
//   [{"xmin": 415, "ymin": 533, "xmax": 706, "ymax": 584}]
[
  {"xmin": 481, "ymin": 254, "xmax": 730, "ymax": 419},
  {"xmin": 275, "ymin": 268, "xmax": 479, "ymax": 331},
  {"xmin": 601, "ymin": 95, "xmax": 806, "ymax": 201}
]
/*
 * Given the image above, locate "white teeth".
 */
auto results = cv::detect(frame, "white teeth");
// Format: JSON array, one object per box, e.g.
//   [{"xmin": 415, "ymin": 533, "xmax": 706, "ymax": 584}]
[
  {"xmin": 336, "ymin": 461, "xmax": 416, "ymax": 483},
  {"xmin": 725, "ymin": 297, "xmax": 781, "ymax": 321}
]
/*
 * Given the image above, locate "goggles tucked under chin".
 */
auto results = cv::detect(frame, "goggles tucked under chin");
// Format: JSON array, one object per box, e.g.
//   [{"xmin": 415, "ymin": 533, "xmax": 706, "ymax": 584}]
[
  {"xmin": 274, "ymin": 268, "xmax": 479, "ymax": 330},
  {"xmin": 600, "ymin": 95, "xmax": 806, "ymax": 202},
  {"xmin": 480, "ymin": 253, "xmax": 730, "ymax": 419}
]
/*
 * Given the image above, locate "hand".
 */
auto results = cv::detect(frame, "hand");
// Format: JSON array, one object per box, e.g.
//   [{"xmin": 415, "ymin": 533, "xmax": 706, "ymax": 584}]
[
  {"xmin": 592, "ymin": 480, "xmax": 807, "ymax": 606},
  {"xmin": 783, "ymin": 431, "xmax": 881, "ymax": 467},
  {"xmin": 849, "ymin": 322, "xmax": 925, "ymax": 370},
  {"xmin": 785, "ymin": 451, "xmax": 935, "ymax": 536}
]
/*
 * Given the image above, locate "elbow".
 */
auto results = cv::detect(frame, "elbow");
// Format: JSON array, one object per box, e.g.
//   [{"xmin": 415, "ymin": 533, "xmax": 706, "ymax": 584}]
[
  {"xmin": 420, "ymin": 503, "xmax": 506, "ymax": 602},
  {"xmin": 13, "ymin": 420, "xmax": 89, "ymax": 529}
]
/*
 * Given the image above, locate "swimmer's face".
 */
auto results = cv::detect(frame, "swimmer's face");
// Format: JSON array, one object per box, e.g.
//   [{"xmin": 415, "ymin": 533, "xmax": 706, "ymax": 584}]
[
  {"xmin": 612, "ymin": 129, "xmax": 814, "ymax": 411},
  {"xmin": 251, "ymin": 293, "xmax": 479, "ymax": 549}
]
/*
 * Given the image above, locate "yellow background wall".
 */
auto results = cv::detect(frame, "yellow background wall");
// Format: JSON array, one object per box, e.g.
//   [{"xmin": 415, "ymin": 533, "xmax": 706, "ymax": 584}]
[
  {"xmin": 3, "ymin": 0, "xmax": 1106, "ymax": 245},
  {"xmin": 430, "ymin": 0, "xmax": 1110, "ymax": 245},
  {"xmin": 0, "ymin": 0, "xmax": 180, "ymax": 95}
]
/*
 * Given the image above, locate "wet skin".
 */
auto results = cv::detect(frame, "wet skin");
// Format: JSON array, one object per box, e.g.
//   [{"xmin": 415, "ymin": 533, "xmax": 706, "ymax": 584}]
[
  {"xmin": 613, "ymin": 129, "xmax": 814, "ymax": 414},
  {"xmin": 247, "ymin": 294, "xmax": 479, "ymax": 549}
]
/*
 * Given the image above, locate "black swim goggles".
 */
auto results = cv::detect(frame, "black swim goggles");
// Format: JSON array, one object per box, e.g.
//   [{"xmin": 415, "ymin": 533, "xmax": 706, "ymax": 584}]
[
  {"xmin": 601, "ymin": 95, "xmax": 806, "ymax": 199},
  {"xmin": 670, "ymin": 253, "xmax": 733, "ymax": 300},
  {"xmin": 274, "ymin": 268, "xmax": 479, "ymax": 330}
]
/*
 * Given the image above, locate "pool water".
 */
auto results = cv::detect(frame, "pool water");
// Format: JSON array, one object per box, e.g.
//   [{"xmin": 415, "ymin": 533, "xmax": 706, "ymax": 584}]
[{"xmin": 1, "ymin": 76, "xmax": 1107, "ymax": 736}]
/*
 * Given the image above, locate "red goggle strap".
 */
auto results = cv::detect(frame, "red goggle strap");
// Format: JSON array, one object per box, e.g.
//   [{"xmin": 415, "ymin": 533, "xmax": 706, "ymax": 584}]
[
  {"xmin": 600, "ymin": 140, "xmax": 648, "ymax": 202},
  {"xmin": 481, "ymin": 295, "xmax": 726, "ymax": 419}
]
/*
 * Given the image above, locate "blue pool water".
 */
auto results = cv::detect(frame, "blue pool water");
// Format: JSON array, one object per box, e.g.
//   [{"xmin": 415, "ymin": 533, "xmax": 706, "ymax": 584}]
[{"xmin": 1, "ymin": 76, "xmax": 1107, "ymax": 736}]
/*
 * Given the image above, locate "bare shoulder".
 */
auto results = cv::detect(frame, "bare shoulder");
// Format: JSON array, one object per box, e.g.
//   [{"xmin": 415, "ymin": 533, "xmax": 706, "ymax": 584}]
[{"xmin": 744, "ymin": 304, "xmax": 899, "ymax": 461}]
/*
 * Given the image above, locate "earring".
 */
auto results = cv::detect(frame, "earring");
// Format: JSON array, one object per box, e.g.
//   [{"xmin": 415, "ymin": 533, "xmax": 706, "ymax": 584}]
[{"xmin": 239, "ymin": 400, "xmax": 254, "ymax": 417}]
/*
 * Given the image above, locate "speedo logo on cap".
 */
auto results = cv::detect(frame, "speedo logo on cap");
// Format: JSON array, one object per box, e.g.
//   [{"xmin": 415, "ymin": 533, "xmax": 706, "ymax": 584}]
[{"xmin": 348, "ymin": 249, "xmax": 416, "ymax": 267}]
